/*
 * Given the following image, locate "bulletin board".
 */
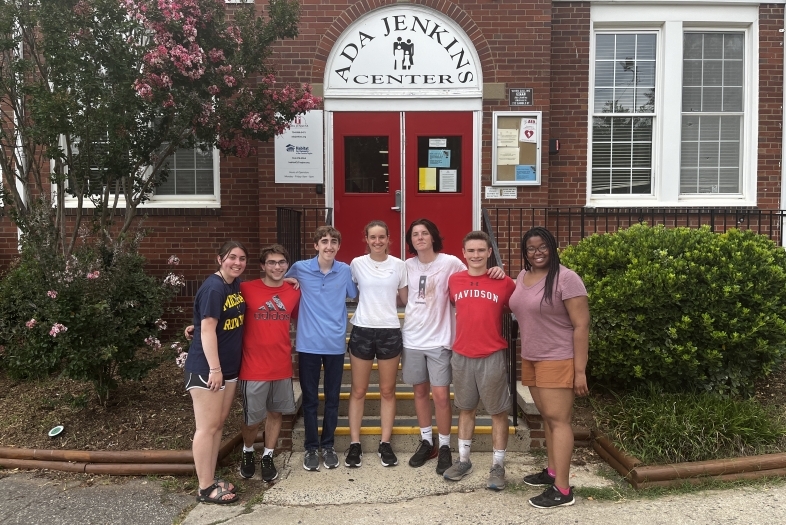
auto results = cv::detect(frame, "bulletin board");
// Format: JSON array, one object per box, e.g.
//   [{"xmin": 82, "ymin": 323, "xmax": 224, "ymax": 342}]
[{"xmin": 491, "ymin": 111, "xmax": 542, "ymax": 186}]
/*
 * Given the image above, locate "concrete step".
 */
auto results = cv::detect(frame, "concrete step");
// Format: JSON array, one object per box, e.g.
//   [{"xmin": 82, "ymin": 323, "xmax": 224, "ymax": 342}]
[
  {"xmin": 291, "ymin": 415, "xmax": 530, "ymax": 453},
  {"xmin": 317, "ymin": 384, "xmax": 515, "ymax": 417}
]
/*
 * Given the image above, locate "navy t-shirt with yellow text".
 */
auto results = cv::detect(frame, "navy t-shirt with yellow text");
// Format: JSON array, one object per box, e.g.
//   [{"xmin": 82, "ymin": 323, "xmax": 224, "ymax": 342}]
[{"xmin": 185, "ymin": 274, "xmax": 245, "ymax": 376}]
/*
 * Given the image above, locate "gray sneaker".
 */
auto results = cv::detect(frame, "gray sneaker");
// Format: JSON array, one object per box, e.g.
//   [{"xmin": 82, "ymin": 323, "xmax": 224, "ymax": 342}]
[
  {"xmin": 443, "ymin": 459, "xmax": 473, "ymax": 481},
  {"xmin": 303, "ymin": 449, "xmax": 320, "ymax": 471},
  {"xmin": 486, "ymin": 464, "xmax": 506, "ymax": 491},
  {"xmin": 322, "ymin": 447, "xmax": 339, "ymax": 469}
]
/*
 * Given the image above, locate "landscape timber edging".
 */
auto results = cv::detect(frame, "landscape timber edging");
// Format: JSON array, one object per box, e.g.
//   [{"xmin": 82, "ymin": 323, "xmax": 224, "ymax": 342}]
[
  {"xmin": 591, "ymin": 429, "xmax": 786, "ymax": 489},
  {"xmin": 0, "ymin": 432, "xmax": 243, "ymax": 476}
]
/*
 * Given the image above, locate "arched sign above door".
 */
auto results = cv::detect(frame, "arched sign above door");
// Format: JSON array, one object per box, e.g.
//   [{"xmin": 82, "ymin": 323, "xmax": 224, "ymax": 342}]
[{"xmin": 324, "ymin": 5, "xmax": 482, "ymax": 99}]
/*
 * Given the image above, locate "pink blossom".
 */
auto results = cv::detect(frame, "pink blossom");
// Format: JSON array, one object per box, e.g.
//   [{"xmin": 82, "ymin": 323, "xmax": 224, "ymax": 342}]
[
  {"xmin": 167, "ymin": 255, "xmax": 180, "ymax": 265},
  {"xmin": 223, "ymin": 75, "xmax": 236, "ymax": 87},
  {"xmin": 164, "ymin": 273, "xmax": 185, "ymax": 287},
  {"xmin": 26, "ymin": 318, "xmax": 37, "ymax": 329},
  {"xmin": 87, "ymin": 270, "xmax": 100, "ymax": 280},
  {"xmin": 47, "ymin": 290, "xmax": 58, "ymax": 299},
  {"xmin": 145, "ymin": 335, "xmax": 162, "ymax": 349},
  {"xmin": 207, "ymin": 85, "xmax": 220, "ymax": 95},
  {"xmin": 133, "ymin": 80, "xmax": 153, "ymax": 100},
  {"xmin": 175, "ymin": 351, "xmax": 188, "ymax": 368},
  {"xmin": 155, "ymin": 318, "xmax": 168, "ymax": 330},
  {"xmin": 163, "ymin": 93, "xmax": 175, "ymax": 107},
  {"xmin": 49, "ymin": 323, "xmax": 68, "ymax": 337},
  {"xmin": 208, "ymin": 48, "xmax": 225, "ymax": 63}
]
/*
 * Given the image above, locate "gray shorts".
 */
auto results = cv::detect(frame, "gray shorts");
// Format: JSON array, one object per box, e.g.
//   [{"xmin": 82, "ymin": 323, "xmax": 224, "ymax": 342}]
[
  {"xmin": 240, "ymin": 378, "xmax": 297, "ymax": 425},
  {"xmin": 402, "ymin": 346, "xmax": 452, "ymax": 387},
  {"xmin": 451, "ymin": 351, "xmax": 511, "ymax": 415}
]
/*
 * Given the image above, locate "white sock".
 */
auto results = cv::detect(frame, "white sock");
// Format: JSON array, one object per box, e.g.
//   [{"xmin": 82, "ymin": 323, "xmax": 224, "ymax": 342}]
[
  {"xmin": 438, "ymin": 433, "xmax": 450, "ymax": 448},
  {"xmin": 458, "ymin": 439, "xmax": 471, "ymax": 462},
  {"xmin": 263, "ymin": 447, "xmax": 274, "ymax": 457},
  {"xmin": 492, "ymin": 449, "xmax": 506, "ymax": 466},
  {"xmin": 243, "ymin": 445, "xmax": 255, "ymax": 453},
  {"xmin": 420, "ymin": 427, "xmax": 433, "ymax": 443}
]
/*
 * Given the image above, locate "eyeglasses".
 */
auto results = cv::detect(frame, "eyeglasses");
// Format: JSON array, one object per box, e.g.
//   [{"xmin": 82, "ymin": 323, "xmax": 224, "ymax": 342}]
[
  {"xmin": 265, "ymin": 260, "xmax": 289, "ymax": 267},
  {"xmin": 525, "ymin": 245, "xmax": 549, "ymax": 255}
]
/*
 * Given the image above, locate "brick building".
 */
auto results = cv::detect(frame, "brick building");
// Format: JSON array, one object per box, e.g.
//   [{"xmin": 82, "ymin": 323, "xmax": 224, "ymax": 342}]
[{"xmin": 1, "ymin": 0, "xmax": 783, "ymax": 282}]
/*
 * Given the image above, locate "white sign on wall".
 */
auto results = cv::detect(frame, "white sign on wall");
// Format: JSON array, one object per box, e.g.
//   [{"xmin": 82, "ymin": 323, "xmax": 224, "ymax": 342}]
[
  {"xmin": 324, "ymin": 5, "xmax": 482, "ymax": 98},
  {"xmin": 275, "ymin": 110, "xmax": 324, "ymax": 184}
]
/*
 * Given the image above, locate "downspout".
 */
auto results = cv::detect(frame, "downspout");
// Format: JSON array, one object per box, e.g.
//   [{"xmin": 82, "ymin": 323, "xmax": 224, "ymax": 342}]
[{"xmin": 14, "ymin": 26, "xmax": 26, "ymax": 249}]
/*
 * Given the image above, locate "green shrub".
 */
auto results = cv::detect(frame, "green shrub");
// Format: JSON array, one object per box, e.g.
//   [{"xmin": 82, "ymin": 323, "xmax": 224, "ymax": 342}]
[
  {"xmin": 592, "ymin": 388, "xmax": 786, "ymax": 464},
  {"xmin": 0, "ymin": 221, "xmax": 182, "ymax": 404},
  {"xmin": 560, "ymin": 224, "xmax": 786, "ymax": 395}
]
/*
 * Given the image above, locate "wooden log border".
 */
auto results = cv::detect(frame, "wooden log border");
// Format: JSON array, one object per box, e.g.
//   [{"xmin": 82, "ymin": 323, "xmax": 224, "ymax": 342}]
[{"xmin": 591, "ymin": 429, "xmax": 786, "ymax": 489}]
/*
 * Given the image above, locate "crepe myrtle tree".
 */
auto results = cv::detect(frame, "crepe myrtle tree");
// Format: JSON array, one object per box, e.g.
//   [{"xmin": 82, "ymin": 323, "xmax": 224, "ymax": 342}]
[{"xmin": 0, "ymin": 0, "xmax": 319, "ymax": 256}]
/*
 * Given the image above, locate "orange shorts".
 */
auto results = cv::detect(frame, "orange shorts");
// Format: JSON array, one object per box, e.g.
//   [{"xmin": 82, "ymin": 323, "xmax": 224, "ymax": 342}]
[{"xmin": 521, "ymin": 358, "xmax": 574, "ymax": 389}]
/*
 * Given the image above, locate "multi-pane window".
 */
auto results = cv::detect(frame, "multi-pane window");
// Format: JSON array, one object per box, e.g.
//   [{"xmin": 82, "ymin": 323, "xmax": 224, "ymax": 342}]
[
  {"xmin": 156, "ymin": 147, "xmax": 215, "ymax": 196},
  {"xmin": 680, "ymin": 33, "xmax": 743, "ymax": 194},
  {"xmin": 591, "ymin": 33, "xmax": 656, "ymax": 195}
]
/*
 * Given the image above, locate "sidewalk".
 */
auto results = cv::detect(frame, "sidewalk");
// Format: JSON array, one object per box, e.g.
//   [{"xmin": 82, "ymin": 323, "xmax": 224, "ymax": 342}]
[{"xmin": 183, "ymin": 451, "xmax": 786, "ymax": 525}]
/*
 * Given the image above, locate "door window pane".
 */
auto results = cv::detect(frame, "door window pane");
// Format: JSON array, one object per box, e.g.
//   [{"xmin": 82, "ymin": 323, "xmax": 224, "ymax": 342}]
[
  {"xmin": 344, "ymin": 137, "xmax": 389, "ymax": 193},
  {"xmin": 416, "ymin": 136, "xmax": 461, "ymax": 193}
]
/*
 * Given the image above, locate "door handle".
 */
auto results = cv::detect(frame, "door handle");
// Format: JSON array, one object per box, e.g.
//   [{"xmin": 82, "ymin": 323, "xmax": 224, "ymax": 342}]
[{"xmin": 391, "ymin": 189, "xmax": 401, "ymax": 211}]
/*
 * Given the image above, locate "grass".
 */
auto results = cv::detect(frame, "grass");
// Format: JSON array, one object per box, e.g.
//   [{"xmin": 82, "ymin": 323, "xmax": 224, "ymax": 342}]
[{"xmin": 592, "ymin": 387, "xmax": 786, "ymax": 465}]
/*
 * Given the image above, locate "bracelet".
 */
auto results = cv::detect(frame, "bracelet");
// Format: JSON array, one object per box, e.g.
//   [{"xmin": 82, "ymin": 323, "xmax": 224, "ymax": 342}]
[{"xmin": 209, "ymin": 368, "xmax": 221, "ymax": 374}]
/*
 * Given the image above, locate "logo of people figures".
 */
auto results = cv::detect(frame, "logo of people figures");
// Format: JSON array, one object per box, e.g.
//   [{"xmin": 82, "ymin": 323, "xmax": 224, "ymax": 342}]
[{"xmin": 393, "ymin": 37, "xmax": 414, "ymax": 70}]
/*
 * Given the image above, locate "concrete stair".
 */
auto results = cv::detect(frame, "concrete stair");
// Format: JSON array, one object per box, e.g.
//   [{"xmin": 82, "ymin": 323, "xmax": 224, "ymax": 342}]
[{"xmin": 292, "ymin": 309, "xmax": 530, "ymax": 456}]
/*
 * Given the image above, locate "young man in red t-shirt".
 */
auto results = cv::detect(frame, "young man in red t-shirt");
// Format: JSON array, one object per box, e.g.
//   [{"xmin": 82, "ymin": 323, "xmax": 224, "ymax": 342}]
[
  {"xmin": 238, "ymin": 244, "xmax": 301, "ymax": 482},
  {"xmin": 444, "ymin": 231, "xmax": 516, "ymax": 490}
]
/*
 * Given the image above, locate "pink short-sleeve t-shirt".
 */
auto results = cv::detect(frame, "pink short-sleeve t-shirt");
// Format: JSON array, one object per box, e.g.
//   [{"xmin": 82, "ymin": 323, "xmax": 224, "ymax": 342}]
[{"xmin": 509, "ymin": 265, "xmax": 587, "ymax": 361}]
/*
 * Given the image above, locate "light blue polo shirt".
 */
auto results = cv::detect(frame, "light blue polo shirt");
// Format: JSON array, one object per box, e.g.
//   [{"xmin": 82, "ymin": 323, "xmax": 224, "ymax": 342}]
[{"xmin": 286, "ymin": 256, "xmax": 358, "ymax": 355}]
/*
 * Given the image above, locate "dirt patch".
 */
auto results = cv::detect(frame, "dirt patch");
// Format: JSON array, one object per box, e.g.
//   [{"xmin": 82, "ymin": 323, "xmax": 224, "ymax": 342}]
[{"xmin": 0, "ymin": 357, "xmax": 242, "ymax": 452}]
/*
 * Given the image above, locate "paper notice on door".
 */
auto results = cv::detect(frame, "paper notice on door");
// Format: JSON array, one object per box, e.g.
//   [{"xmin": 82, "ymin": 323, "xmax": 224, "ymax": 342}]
[
  {"xmin": 520, "ymin": 118, "xmax": 538, "ymax": 143},
  {"xmin": 419, "ymin": 168, "xmax": 437, "ymax": 190},
  {"xmin": 497, "ymin": 147, "xmax": 519, "ymax": 165},
  {"xmin": 497, "ymin": 129, "xmax": 518, "ymax": 148},
  {"xmin": 440, "ymin": 169, "xmax": 457, "ymax": 192}
]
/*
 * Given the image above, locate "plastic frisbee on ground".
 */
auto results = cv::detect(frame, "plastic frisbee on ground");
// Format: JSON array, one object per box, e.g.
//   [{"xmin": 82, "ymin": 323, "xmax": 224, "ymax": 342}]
[{"xmin": 48, "ymin": 425, "xmax": 64, "ymax": 437}]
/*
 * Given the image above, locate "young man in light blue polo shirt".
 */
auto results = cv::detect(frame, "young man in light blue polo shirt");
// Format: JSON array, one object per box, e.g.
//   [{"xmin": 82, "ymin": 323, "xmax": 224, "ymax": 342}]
[{"xmin": 286, "ymin": 225, "xmax": 358, "ymax": 471}]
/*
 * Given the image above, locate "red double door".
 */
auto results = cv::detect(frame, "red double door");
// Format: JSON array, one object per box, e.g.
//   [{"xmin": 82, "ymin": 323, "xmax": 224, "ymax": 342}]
[{"xmin": 333, "ymin": 112, "xmax": 474, "ymax": 262}]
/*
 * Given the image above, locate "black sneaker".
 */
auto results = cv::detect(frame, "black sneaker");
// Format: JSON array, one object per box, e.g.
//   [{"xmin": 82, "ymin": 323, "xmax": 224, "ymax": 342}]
[
  {"xmin": 260, "ymin": 453, "xmax": 278, "ymax": 482},
  {"xmin": 408, "ymin": 439, "xmax": 437, "ymax": 468},
  {"xmin": 345, "ymin": 442, "xmax": 363, "ymax": 468},
  {"xmin": 523, "ymin": 468, "xmax": 555, "ymax": 487},
  {"xmin": 239, "ymin": 449, "xmax": 255, "ymax": 479},
  {"xmin": 436, "ymin": 445, "xmax": 452, "ymax": 475},
  {"xmin": 529, "ymin": 485, "xmax": 575, "ymax": 508},
  {"xmin": 378, "ymin": 441, "xmax": 398, "ymax": 467}
]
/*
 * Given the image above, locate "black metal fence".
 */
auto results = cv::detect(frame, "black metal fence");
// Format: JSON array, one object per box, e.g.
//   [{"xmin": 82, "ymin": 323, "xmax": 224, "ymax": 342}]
[
  {"xmin": 484, "ymin": 207, "xmax": 786, "ymax": 278},
  {"xmin": 276, "ymin": 207, "xmax": 333, "ymax": 262}
]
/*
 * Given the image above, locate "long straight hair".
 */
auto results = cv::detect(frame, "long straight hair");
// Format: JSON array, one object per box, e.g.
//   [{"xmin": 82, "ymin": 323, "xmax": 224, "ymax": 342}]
[{"xmin": 521, "ymin": 227, "xmax": 560, "ymax": 306}]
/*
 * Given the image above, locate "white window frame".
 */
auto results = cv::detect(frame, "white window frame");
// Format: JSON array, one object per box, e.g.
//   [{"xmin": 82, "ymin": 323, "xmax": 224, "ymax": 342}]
[
  {"xmin": 56, "ymin": 141, "xmax": 221, "ymax": 209},
  {"xmin": 588, "ymin": 2, "xmax": 759, "ymax": 208}
]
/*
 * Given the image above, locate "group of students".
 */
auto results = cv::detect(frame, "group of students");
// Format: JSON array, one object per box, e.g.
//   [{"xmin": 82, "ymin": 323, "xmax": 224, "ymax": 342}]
[{"xmin": 182, "ymin": 219, "xmax": 590, "ymax": 510}]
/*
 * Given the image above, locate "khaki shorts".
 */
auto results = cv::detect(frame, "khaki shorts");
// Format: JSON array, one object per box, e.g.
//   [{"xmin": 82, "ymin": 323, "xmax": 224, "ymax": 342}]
[
  {"xmin": 451, "ymin": 351, "xmax": 511, "ymax": 416},
  {"xmin": 521, "ymin": 358, "xmax": 574, "ymax": 389}
]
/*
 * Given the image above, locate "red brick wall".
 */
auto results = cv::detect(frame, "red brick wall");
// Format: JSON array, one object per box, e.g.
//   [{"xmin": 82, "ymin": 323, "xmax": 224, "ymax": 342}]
[{"xmin": 758, "ymin": 4, "xmax": 784, "ymax": 209}]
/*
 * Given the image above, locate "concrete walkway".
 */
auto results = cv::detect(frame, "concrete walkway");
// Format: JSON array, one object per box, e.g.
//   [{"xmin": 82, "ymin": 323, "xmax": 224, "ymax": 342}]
[{"xmin": 183, "ymin": 451, "xmax": 786, "ymax": 525}]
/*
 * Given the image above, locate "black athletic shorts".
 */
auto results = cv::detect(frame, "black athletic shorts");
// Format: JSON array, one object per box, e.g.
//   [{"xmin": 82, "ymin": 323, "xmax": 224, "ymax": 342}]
[{"xmin": 347, "ymin": 326, "xmax": 403, "ymax": 361}]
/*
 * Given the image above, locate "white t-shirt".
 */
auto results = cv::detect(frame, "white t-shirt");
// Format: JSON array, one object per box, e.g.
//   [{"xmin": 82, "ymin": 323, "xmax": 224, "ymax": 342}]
[
  {"xmin": 402, "ymin": 253, "xmax": 466, "ymax": 349},
  {"xmin": 350, "ymin": 255, "xmax": 407, "ymax": 328}
]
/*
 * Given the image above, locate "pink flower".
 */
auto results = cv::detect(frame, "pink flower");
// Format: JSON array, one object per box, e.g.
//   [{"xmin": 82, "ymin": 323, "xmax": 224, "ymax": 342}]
[
  {"xmin": 155, "ymin": 318, "xmax": 167, "ymax": 330},
  {"xmin": 87, "ymin": 271, "xmax": 100, "ymax": 280},
  {"xmin": 26, "ymin": 318, "xmax": 37, "ymax": 329},
  {"xmin": 47, "ymin": 290, "xmax": 58, "ymax": 298},
  {"xmin": 175, "ymin": 351, "xmax": 188, "ymax": 368},
  {"xmin": 167, "ymin": 255, "xmax": 180, "ymax": 265},
  {"xmin": 223, "ymin": 75, "xmax": 236, "ymax": 87},
  {"xmin": 49, "ymin": 323, "xmax": 68, "ymax": 337},
  {"xmin": 207, "ymin": 85, "xmax": 220, "ymax": 95},
  {"xmin": 145, "ymin": 336, "xmax": 162, "ymax": 349}
]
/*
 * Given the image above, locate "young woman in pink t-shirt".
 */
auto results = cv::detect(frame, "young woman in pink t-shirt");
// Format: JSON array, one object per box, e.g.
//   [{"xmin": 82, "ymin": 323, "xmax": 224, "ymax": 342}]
[{"xmin": 509, "ymin": 227, "xmax": 590, "ymax": 509}]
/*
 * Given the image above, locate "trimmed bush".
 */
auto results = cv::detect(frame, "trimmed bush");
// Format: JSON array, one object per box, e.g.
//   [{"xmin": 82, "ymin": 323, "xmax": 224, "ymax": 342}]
[{"xmin": 560, "ymin": 225, "xmax": 786, "ymax": 395}]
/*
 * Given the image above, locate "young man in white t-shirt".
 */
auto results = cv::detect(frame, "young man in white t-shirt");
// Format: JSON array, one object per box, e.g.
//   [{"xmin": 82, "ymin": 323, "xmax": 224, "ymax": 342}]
[{"xmin": 402, "ymin": 219, "xmax": 505, "ymax": 475}]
